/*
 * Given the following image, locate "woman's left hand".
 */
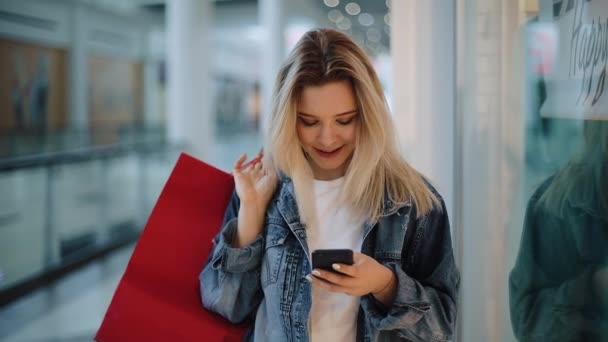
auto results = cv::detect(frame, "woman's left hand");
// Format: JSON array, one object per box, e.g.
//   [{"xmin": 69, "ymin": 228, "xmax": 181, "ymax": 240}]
[{"xmin": 308, "ymin": 252, "xmax": 395, "ymax": 298}]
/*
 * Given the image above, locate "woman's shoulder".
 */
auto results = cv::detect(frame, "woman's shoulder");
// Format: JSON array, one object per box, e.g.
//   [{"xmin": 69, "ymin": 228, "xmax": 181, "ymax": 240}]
[
  {"xmin": 415, "ymin": 177, "xmax": 446, "ymax": 217},
  {"xmin": 265, "ymin": 176, "xmax": 293, "ymax": 210},
  {"xmin": 420, "ymin": 177, "xmax": 444, "ymax": 203},
  {"xmin": 382, "ymin": 175, "xmax": 445, "ymax": 220}
]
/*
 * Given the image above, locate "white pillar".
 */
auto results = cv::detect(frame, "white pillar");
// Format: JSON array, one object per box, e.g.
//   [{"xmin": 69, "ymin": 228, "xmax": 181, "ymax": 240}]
[
  {"xmin": 456, "ymin": 0, "xmax": 524, "ymax": 340},
  {"xmin": 69, "ymin": 4, "xmax": 88, "ymax": 131},
  {"xmin": 259, "ymin": 0, "xmax": 285, "ymax": 134},
  {"xmin": 167, "ymin": 0, "xmax": 213, "ymax": 159},
  {"xmin": 390, "ymin": 0, "xmax": 455, "ymax": 221}
]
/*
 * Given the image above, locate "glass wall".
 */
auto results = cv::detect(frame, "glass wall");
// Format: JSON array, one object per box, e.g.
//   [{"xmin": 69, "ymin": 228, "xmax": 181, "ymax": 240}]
[{"xmin": 457, "ymin": 0, "xmax": 607, "ymax": 340}]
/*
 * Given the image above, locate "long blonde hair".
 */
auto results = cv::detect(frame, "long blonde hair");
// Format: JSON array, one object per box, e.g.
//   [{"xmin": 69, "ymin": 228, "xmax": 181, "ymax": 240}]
[{"xmin": 263, "ymin": 28, "xmax": 440, "ymax": 225}]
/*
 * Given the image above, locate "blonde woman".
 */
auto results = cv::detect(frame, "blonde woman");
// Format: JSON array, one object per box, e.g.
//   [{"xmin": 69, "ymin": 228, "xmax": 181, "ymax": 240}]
[{"xmin": 200, "ymin": 28, "xmax": 459, "ymax": 341}]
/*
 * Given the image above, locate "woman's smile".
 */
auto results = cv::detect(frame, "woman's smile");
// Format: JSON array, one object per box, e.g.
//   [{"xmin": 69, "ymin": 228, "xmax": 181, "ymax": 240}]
[{"xmin": 314, "ymin": 146, "xmax": 344, "ymax": 158}]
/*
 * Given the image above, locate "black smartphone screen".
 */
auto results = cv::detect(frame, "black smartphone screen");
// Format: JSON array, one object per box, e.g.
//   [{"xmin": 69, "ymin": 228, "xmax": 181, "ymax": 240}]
[{"xmin": 311, "ymin": 249, "xmax": 354, "ymax": 271}]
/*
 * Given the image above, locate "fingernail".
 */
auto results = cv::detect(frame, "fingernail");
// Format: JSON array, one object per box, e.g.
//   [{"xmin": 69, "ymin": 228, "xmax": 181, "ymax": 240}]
[
  {"xmin": 305, "ymin": 274, "xmax": 313, "ymax": 282},
  {"xmin": 332, "ymin": 264, "xmax": 340, "ymax": 270},
  {"xmin": 312, "ymin": 270, "xmax": 321, "ymax": 277}
]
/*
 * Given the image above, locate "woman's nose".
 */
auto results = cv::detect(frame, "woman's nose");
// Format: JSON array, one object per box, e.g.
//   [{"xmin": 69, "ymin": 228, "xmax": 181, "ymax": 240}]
[{"xmin": 318, "ymin": 125, "xmax": 337, "ymax": 146}]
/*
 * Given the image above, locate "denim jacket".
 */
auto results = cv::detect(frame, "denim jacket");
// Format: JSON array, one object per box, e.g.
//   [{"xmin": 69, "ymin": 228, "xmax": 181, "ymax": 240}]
[{"xmin": 200, "ymin": 176, "xmax": 460, "ymax": 341}]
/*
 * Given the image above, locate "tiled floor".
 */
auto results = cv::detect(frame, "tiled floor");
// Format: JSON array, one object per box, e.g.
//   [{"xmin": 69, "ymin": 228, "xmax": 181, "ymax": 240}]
[{"xmin": 0, "ymin": 244, "xmax": 134, "ymax": 342}]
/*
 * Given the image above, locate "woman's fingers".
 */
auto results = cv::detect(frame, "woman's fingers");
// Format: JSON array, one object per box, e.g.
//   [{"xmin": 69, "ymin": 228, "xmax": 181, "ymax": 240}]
[
  {"xmin": 331, "ymin": 263, "xmax": 357, "ymax": 277},
  {"xmin": 255, "ymin": 160, "xmax": 263, "ymax": 172},
  {"xmin": 240, "ymin": 155, "xmax": 261, "ymax": 171},
  {"xmin": 233, "ymin": 154, "xmax": 248, "ymax": 174},
  {"xmin": 232, "ymin": 152, "xmax": 276, "ymax": 199},
  {"xmin": 311, "ymin": 269, "xmax": 351, "ymax": 285},
  {"xmin": 248, "ymin": 162, "xmax": 260, "ymax": 180},
  {"xmin": 235, "ymin": 153, "xmax": 263, "ymax": 173}
]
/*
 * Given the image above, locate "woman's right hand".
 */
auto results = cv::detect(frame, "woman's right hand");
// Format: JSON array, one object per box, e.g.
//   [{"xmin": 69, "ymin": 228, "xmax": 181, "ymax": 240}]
[{"xmin": 232, "ymin": 152, "xmax": 278, "ymax": 247}]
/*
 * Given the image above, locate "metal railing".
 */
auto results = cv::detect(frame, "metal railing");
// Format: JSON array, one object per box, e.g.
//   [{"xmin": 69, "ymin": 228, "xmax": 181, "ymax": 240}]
[{"xmin": 0, "ymin": 132, "xmax": 181, "ymax": 306}]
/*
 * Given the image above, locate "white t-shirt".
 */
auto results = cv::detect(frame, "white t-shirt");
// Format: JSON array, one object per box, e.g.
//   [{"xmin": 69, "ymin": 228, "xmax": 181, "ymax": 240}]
[{"xmin": 308, "ymin": 177, "xmax": 365, "ymax": 342}]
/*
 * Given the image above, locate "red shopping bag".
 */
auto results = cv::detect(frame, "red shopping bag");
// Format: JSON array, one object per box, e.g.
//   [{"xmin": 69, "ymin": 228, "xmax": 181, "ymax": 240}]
[{"xmin": 96, "ymin": 153, "xmax": 248, "ymax": 341}]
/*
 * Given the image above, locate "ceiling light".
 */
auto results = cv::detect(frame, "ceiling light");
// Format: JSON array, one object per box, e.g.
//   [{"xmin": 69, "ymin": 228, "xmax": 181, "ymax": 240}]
[
  {"xmin": 345, "ymin": 3, "xmax": 361, "ymax": 16},
  {"xmin": 324, "ymin": 0, "xmax": 339, "ymax": 8},
  {"xmin": 358, "ymin": 13, "xmax": 374, "ymax": 26},
  {"xmin": 337, "ymin": 17, "xmax": 352, "ymax": 30},
  {"xmin": 328, "ymin": 9, "xmax": 344, "ymax": 23}
]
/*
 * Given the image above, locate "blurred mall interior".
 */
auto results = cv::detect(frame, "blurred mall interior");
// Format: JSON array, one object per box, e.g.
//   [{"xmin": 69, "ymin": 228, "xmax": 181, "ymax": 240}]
[{"xmin": 0, "ymin": 0, "xmax": 606, "ymax": 341}]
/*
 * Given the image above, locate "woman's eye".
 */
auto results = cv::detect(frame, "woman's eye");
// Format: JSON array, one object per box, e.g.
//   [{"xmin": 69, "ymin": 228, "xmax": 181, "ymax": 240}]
[
  {"xmin": 337, "ymin": 117, "xmax": 355, "ymax": 125},
  {"xmin": 300, "ymin": 119, "xmax": 318, "ymax": 126}
]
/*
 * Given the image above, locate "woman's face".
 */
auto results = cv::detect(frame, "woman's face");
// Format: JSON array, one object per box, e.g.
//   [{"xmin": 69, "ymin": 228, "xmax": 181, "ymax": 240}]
[{"xmin": 296, "ymin": 80, "xmax": 359, "ymax": 180}]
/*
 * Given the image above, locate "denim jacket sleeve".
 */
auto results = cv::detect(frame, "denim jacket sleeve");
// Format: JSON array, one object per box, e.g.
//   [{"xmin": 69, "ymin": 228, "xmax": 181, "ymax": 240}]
[
  {"xmin": 199, "ymin": 190, "xmax": 265, "ymax": 323},
  {"xmin": 360, "ymin": 197, "xmax": 460, "ymax": 341}
]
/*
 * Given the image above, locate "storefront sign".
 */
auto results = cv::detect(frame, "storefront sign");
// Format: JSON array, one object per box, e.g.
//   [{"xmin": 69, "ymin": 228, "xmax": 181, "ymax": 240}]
[{"xmin": 540, "ymin": 0, "xmax": 608, "ymax": 120}]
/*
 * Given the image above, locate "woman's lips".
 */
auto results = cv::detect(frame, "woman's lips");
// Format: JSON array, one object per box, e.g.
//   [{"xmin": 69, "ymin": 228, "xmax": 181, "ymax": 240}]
[{"xmin": 314, "ymin": 146, "xmax": 343, "ymax": 158}]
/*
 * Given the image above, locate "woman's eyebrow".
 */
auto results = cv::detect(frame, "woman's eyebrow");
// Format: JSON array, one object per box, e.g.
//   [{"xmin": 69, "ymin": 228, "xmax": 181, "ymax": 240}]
[{"xmin": 296, "ymin": 110, "xmax": 358, "ymax": 118}]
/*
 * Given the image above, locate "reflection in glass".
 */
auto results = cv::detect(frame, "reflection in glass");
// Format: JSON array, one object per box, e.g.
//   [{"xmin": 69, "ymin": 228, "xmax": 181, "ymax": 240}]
[{"xmin": 510, "ymin": 120, "xmax": 608, "ymax": 341}]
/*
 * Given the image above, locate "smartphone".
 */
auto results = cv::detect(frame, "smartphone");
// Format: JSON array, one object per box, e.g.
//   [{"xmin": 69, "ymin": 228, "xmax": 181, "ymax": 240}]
[{"xmin": 312, "ymin": 249, "xmax": 354, "ymax": 272}]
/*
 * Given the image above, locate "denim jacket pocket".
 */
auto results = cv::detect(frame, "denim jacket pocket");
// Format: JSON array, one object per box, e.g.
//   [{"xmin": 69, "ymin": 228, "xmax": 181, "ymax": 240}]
[{"xmin": 261, "ymin": 225, "xmax": 290, "ymax": 287}]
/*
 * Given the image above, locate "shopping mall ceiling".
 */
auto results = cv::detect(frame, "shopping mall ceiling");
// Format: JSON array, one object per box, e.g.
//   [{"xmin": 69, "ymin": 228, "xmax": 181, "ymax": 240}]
[
  {"xmin": 79, "ymin": 0, "xmax": 392, "ymax": 54},
  {"xmin": 312, "ymin": 0, "xmax": 392, "ymax": 54}
]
